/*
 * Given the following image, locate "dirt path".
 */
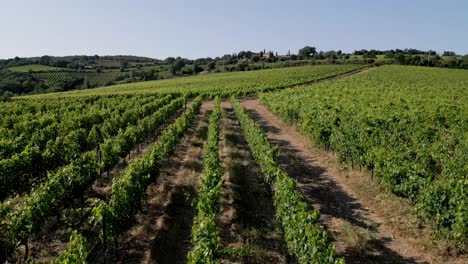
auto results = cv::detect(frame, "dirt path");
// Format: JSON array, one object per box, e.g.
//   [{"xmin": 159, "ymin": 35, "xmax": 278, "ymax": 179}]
[
  {"xmin": 282, "ymin": 66, "xmax": 373, "ymax": 91},
  {"xmin": 112, "ymin": 101, "xmax": 212, "ymax": 264},
  {"xmin": 310, "ymin": 66, "xmax": 372, "ymax": 83},
  {"xmin": 240, "ymin": 99, "xmax": 432, "ymax": 264},
  {"xmin": 217, "ymin": 101, "xmax": 292, "ymax": 264}
]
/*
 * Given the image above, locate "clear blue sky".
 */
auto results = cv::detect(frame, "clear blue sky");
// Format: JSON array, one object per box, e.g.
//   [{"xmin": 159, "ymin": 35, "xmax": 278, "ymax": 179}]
[{"xmin": 1, "ymin": 0, "xmax": 467, "ymax": 59}]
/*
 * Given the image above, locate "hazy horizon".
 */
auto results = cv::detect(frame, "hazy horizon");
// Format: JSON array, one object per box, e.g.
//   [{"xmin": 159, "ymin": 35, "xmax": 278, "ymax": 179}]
[{"xmin": 1, "ymin": 0, "xmax": 467, "ymax": 60}]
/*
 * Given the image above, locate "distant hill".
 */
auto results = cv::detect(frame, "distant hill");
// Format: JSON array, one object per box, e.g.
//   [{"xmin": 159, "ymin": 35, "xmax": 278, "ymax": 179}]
[
  {"xmin": 1, "ymin": 48, "xmax": 466, "ymax": 97},
  {"xmin": 8, "ymin": 64, "xmax": 67, "ymax": 72},
  {"xmin": 0, "ymin": 55, "xmax": 161, "ymax": 70}
]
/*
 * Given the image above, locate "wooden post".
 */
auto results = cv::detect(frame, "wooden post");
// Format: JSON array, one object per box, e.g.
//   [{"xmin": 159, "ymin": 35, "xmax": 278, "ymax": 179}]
[
  {"xmin": 98, "ymin": 148, "xmax": 102, "ymax": 176},
  {"xmin": 114, "ymin": 238, "xmax": 118, "ymax": 261},
  {"xmin": 103, "ymin": 212, "xmax": 107, "ymax": 264},
  {"xmin": 24, "ymin": 240, "xmax": 29, "ymax": 262}
]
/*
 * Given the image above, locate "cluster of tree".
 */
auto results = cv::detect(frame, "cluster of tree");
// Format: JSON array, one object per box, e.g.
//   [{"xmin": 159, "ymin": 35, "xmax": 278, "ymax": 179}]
[
  {"xmin": 392, "ymin": 53, "xmax": 468, "ymax": 69},
  {"xmin": 0, "ymin": 69, "xmax": 90, "ymax": 96},
  {"xmin": 0, "ymin": 55, "xmax": 161, "ymax": 70},
  {"xmin": 160, "ymin": 57, "xmax": 205, "ymax": 76},
  {"xmin": 198, "ymin": 46, "xmax": 365, "ymax": 71},
  {"xmin": 125, "ymin": 68, "xmax": 159, "ymax": 82},
  {"xmin": 294, "ymin": 47, "xmax": 468, "ymax": 69},
  {"xmin": 159, "ymin": 46, "xmax": 468, "ymax": 75},
  {"xmin": 46, "ymin": 76, "xmax": 87, "ymax": 93},
  {"xmin": 0, "ymin": 70, "xmax": 46, "ymax": 97},
  {"xmin": 349, "ymin": 49, "xmax": 467, "ymax": 69},
  {"xmin": 355, "ymin": 49, "xmax": 437, "ymax": 58}
]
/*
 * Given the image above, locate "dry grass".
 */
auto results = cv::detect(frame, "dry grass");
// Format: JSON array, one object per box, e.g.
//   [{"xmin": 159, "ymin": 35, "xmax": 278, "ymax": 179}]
[
  {"xmin": 174, "ymin": 168, "xmax": 200, "ymax": 188},
  {"xmin": 334, "ymin": 219, "xmax": 373, "ymax": 254},
  {"xmin": 216, "ymin": 102, "xmax": 290, "ymax": 264},
  {"xmin": 335, "ymin": 163, "xmax": 428, "ymax": 245}
]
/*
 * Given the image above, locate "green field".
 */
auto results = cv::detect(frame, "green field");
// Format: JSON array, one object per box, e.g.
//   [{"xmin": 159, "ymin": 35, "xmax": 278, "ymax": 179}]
[
  {"xmin": 20, "ymin": 64, "xmax": 363, "ymax": 98},
  {"xmin": 261, "ymin": 65, "xmax": 468, "ymax": 246},
  {"xmin": 1, "ymin": 64, "xmax": 466, "ymax": 262},
  {"xmin": 1, "ymin": 65, "xmax": 363, "ymax": 263},
  {"xmin": 7, "ymin": 64, "xmax": 67, "ymax": 72}
]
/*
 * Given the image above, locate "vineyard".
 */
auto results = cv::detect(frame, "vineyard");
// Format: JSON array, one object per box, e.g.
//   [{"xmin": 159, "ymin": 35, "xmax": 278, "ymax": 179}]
[
  {"xmin": 261, "ymin": 65, "xmax": 468, "ymax": 247},
  {"xmin": 32, "ymin": 71, "xmax": 125, "ymax": 87},
  {"xmin": 22, "ymin": 64, "xmax": 364, "ymax": 98},
  {"xmin": 0, "ymin": 64, "xmax": 466, "ymax": 263}
]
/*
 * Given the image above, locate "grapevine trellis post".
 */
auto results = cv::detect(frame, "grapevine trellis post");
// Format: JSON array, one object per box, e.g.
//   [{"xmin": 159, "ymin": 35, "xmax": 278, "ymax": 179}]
[
  {"xmin": 98, "ymin": 147, "xmax": 102, "ymax": 176},
  {"xmin": 103, "ymin": 211, "xmax": 107, "ymax": 264}
]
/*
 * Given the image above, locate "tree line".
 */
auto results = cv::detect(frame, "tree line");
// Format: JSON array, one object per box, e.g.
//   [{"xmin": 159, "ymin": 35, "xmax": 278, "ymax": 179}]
[{"xmin": 1, "ymin": 46, "xmax": 466, "ymax": 98}]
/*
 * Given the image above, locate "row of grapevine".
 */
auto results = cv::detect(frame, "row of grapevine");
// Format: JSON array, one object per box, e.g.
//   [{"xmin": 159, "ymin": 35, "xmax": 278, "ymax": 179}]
[
  {"xmin": 0, "ymin": 95, "xmax": 175, "ymax": 199},
  {"xmin": 51, "ymin": 231, "xmax": 88, "ymax": 264},
  {"xmin": 260, "ymin": 65, "xmax": 467, "ymax": 247},
  {"xmin": 52, "ymin": 96, "xmax": 221, "ymax": 263},
  {"xmin": 33, "ymin": 71, "xmax": 125, "ymax": 87},
  {"xmin": 3, "ymin": 151, "xmax": 98, "ymax": 244},
  {"xmin": 99, "ymin": 96, "xmax": 184, "ymax": 172},
  {"xmin": 0, "ymin": 95, "xmax": 161, "ymax": 154},
  {"xmin": 48, "ymin": 96, "xmax": 202, "ymax": 263},
  {"xmin": 0, "ymin": 96, "xmax": 118, "ymax": 149},
  {"xmin": 187, "ymin": 97, "xmax": 222, "ymax": 263},
  {"xmin": 92, "ymin": 95, "xmax": 203, "ymax": 246},
  {"xmin": 2, "ymin": 93, "xmax": 153, "ymax": 121},
  {"xmin": 0, "ymin": 95, "xmax": 157, "ymax": 160},
  {"xmin": 231, "ymin": 98, "xmax": 343, "ymax": 264},
  {"xmin": 1, "ymin": 96, "xmax": 185, "ymax": 254}
]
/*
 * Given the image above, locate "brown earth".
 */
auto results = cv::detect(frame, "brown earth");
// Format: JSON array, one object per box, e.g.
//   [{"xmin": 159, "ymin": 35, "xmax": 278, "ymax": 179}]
[
  {"xmin": 217, "ymin": 101, "xmax": 292, "ymax": 264},
  {"xmin": 109, "ymin": 101, "xmax": 212, "ymax": 264}
]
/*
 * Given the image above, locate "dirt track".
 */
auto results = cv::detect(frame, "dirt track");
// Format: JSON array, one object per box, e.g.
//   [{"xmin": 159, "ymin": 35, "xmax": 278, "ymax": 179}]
[
  {"xmin": 111, "ymin": 102, "xmax": 212, "ymax": 264},
  {"xmin": 218, "ymin": 101, "xmax": 292, "ymax": 263},
  {"xmin": 240, "ymin": 99, "xmax": 430, "ymax": 264}
]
